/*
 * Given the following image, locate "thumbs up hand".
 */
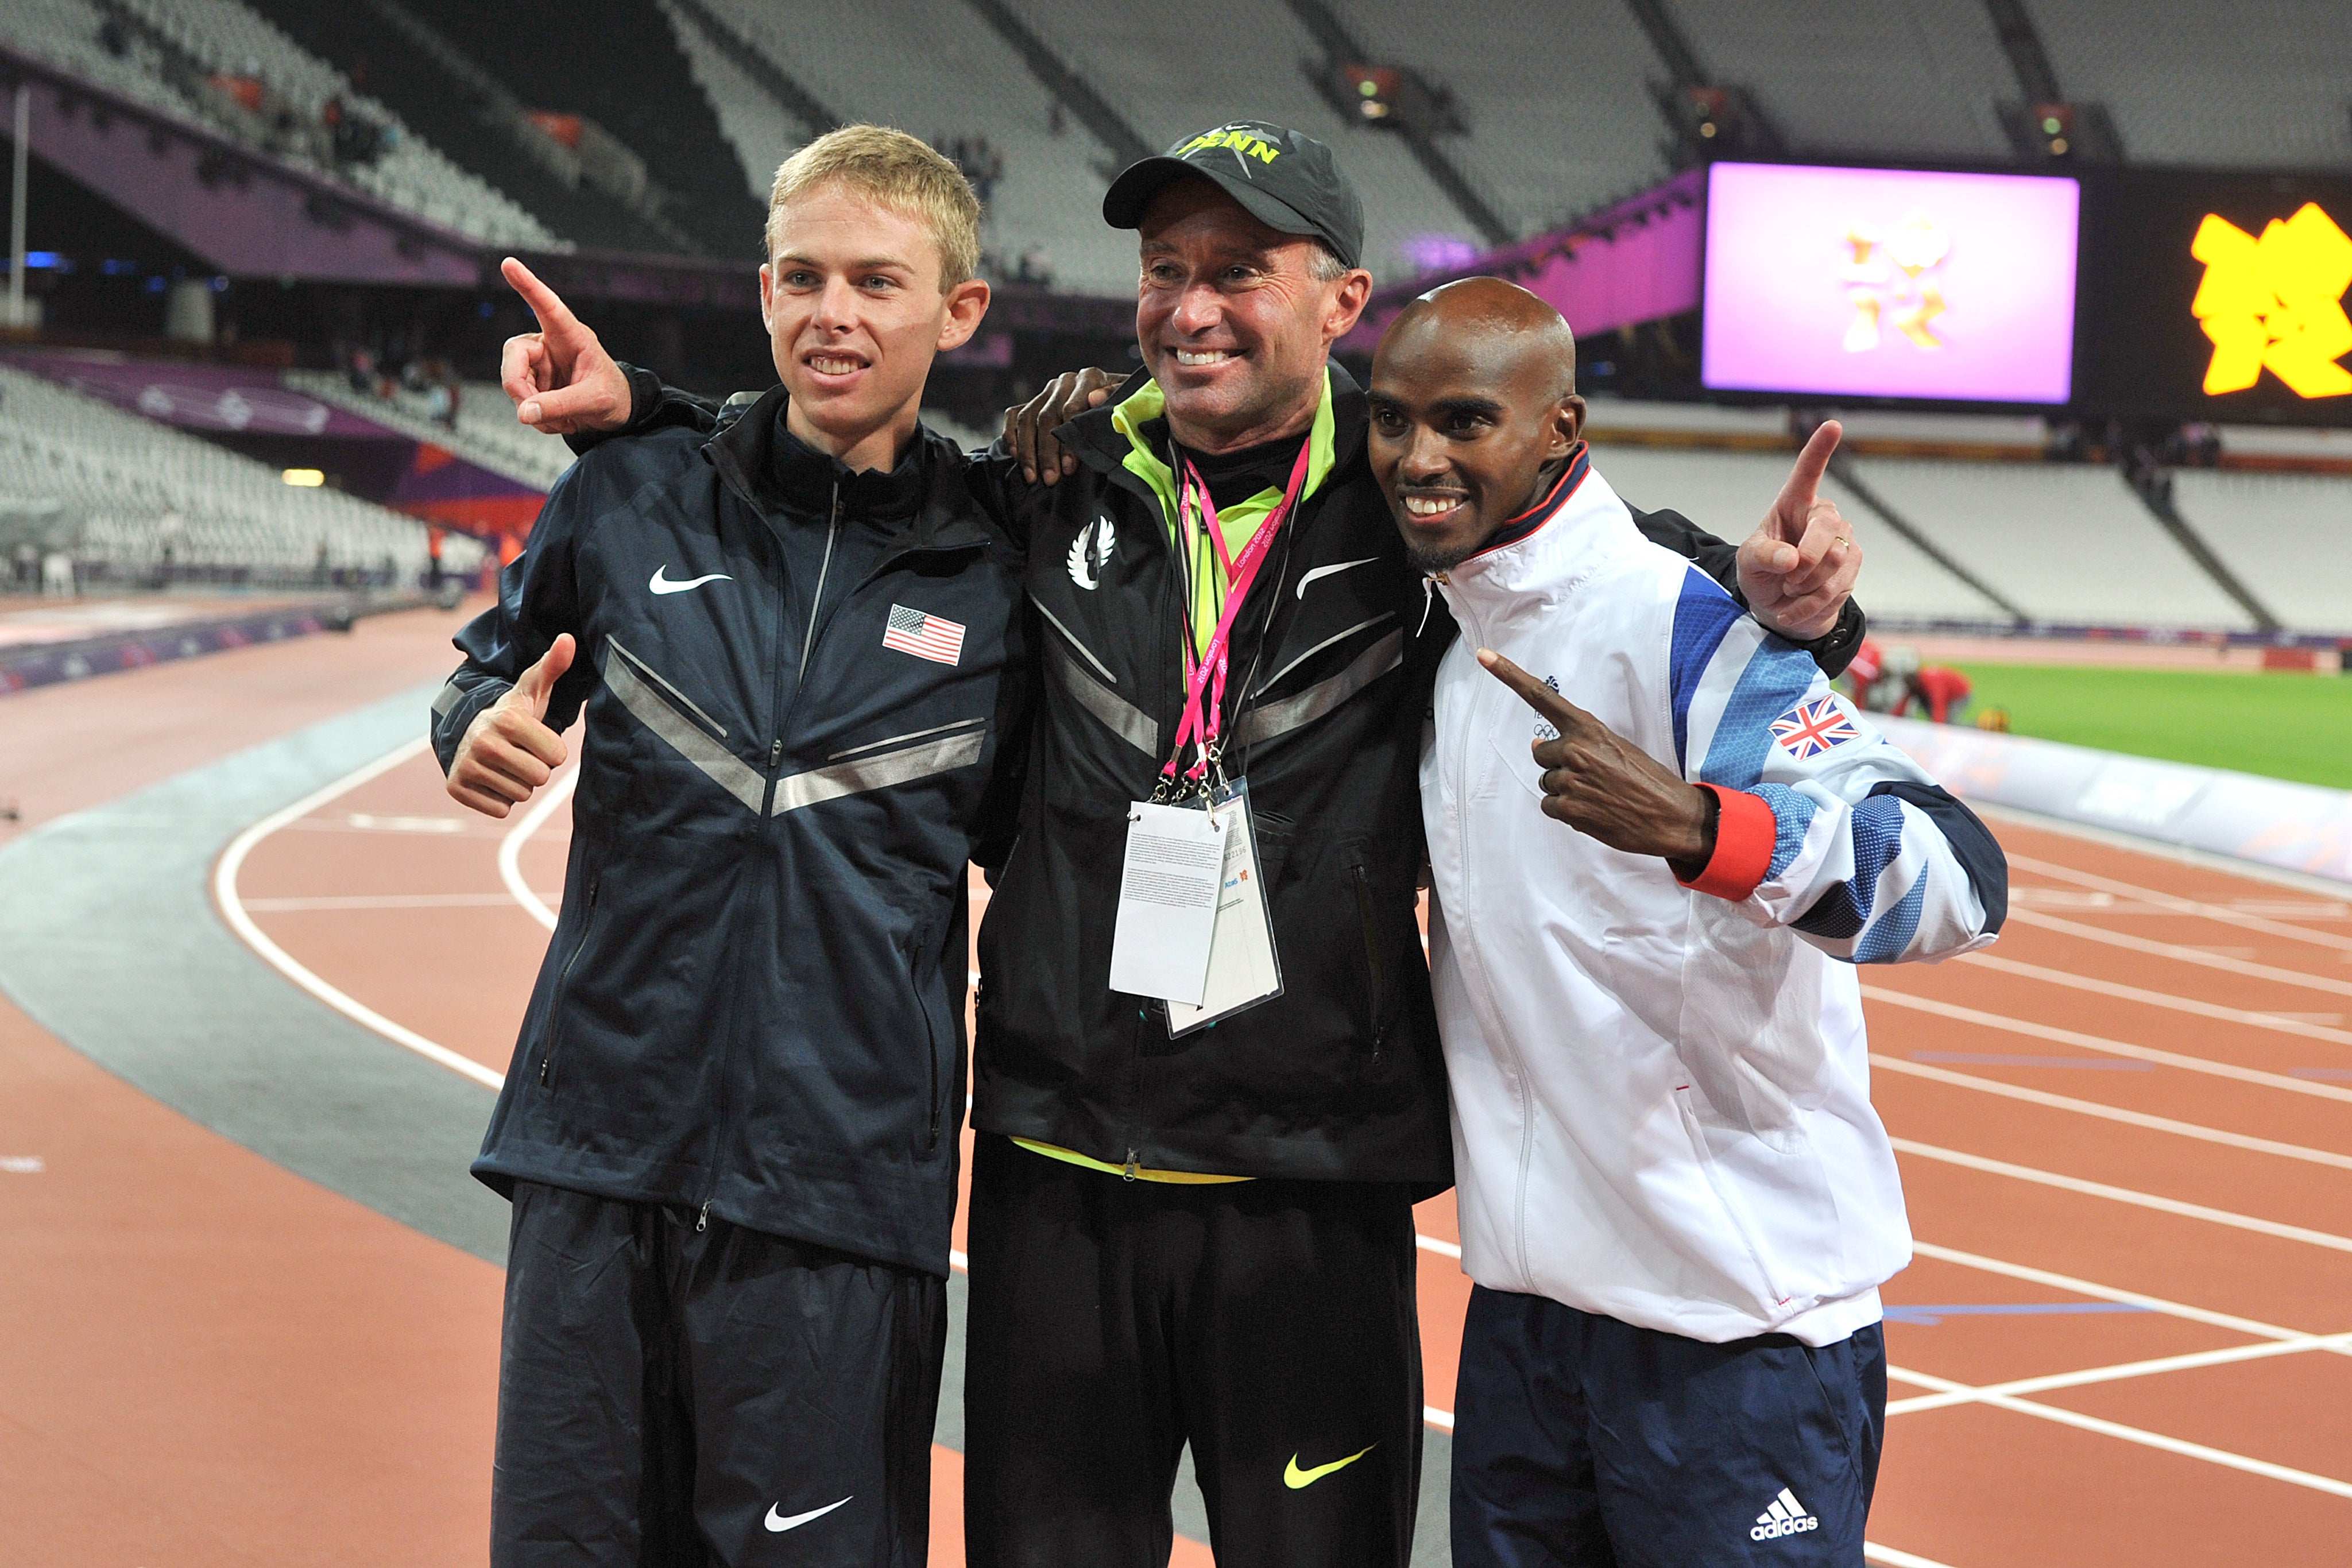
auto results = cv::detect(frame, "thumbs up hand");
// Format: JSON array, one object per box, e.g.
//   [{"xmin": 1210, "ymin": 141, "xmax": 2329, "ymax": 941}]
[
  {"xmin": 447, "ymin": 634, "xmax": 575, "ymax": 818},
  {"xmin": 1738, "ymin": 420, "xmax": 1860, "ymax": 642}
]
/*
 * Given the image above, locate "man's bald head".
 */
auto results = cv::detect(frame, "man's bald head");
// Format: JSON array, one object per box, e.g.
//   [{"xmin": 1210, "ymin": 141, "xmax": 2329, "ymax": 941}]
[
  {"xmin": 1390, "ymin": 277, "xmax": 1579, "ymax": 402},
  {"xmin": 1367, "ymin": 277, "xmax": 1588, "ymax": 572}
]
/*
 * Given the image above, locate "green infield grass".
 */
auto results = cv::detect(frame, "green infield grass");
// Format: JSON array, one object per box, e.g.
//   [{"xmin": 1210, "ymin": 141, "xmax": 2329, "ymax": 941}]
[{"xmin": 1951, "ymin": 662, "xmax": 2352, "ymax": 790}]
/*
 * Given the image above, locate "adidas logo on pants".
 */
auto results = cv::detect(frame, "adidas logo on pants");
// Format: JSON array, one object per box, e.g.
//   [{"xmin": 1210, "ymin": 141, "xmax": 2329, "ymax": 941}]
[{"xmin": 1751, "ymin": 1488, "xmax": 1820, "ymax": 1540}]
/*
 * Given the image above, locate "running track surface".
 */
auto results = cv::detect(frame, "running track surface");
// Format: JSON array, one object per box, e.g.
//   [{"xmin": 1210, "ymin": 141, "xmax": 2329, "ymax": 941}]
[{"xmin": 7, "ymin": 603, "xmax": 2352, "ymax": 1565}]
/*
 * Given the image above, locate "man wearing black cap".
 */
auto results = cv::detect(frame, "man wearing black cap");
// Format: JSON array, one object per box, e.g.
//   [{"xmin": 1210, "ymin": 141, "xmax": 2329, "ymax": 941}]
[{"xmin": 497, "ymin": 118, "xmax": 1864, "ymax": 1568}]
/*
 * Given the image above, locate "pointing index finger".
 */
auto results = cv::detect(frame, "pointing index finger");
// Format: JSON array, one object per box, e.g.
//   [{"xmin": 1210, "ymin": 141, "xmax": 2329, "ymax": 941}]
[
  {"xmin": 1477, "ymin": 649, "xmax": 1581, "ymax": 729},
  {"xmin": 502, "ymin": 255, "xmax": 579, "ymax": 337},
  {"xmin": 1772, "ymin": 420, "xmax": 1842, "ymax": 526}
]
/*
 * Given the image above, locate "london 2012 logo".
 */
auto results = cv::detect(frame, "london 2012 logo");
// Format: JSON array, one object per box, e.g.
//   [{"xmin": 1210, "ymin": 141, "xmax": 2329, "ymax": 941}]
[
  {"xmin": 1840, "ymin": 216, "xmax": 1952, "ymax": 354},
  {"xmin": 2189, "ymin": 202, "xmax": 2352, "ymax": 399}
]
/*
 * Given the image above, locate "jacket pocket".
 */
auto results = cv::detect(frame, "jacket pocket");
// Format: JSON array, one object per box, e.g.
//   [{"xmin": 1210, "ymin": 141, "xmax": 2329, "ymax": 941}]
[{"xmin": 537, "ymin": 871, "xmax": 603, "ymax": 1091}]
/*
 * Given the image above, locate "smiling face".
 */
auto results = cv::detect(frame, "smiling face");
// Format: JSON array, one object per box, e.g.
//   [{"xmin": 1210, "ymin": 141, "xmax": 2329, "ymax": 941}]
[
  {"xmin": 760, "ymin": 180, "xmax": 990, "ymax": 473},
  {"xmin": 1134, "ymin": 178, "xmax": 1371, "ymax": 454},
  {"xmin": 1367, "ymin": 281, "xmax": 1585, "ymax": 572}
]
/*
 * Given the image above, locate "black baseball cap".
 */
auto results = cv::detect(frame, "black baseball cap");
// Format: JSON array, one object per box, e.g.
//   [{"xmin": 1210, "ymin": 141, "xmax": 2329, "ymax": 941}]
[{"xmin": 1102, "ymin": 121, "xmax": 1365, "ymax": 270}]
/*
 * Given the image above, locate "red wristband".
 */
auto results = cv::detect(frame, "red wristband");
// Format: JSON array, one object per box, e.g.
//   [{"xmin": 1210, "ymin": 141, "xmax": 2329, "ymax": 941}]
[{"xmin": 1678, "ymin": 784, "xmax": 1777, "ymax": 901}]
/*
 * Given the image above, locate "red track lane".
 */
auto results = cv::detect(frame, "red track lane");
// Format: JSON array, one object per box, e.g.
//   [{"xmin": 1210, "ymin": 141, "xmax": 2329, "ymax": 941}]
[
  {"xmin": 0, "ymin": 605, "xmax": 505, "ymax": 1568},
  {"xmin": 215, "ymin": 725, "xmax": 2352, "ymax": 1563}
]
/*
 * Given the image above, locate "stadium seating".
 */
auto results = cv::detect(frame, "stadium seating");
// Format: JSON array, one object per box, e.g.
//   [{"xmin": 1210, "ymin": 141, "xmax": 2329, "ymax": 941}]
[
  {"xmin": 2171, "ymin": 470, "xmax": 2352, "ymax": 635},
  {"xmin": 0, "ymin": 0, "xmax": 562, "ymax": 250},
  {"xmin": 1836, "ymin": 458, "xmax": 2255, "ymax": 631},
  {"xmin": 2033, "ymin": 0, "xmax": 2352, "ymax": 170},
  {"xmin": 1007, "ymin": 0, "xmax": 1484, "ymax": 280},
  {"xmin": 0, "ymin": 363, "xmax": 483, "ymax": 582},
  {"xmin": 1664, "ymin": 0, "xmax": 2015, "ymax": 161},
  {"xmin": 1336, "ymin": 0, "xmax": 1673, "ymax": 235},
  {"xmin": 283, "ymin": 371, "xmax": 576, "ymax": 492},
  {"xmin": 1584, "ymin": 442, "xmax": 2014, "ymax": 626},
  {"xmin": 657, "ymin": 0, "xmax": 808, "ymax": 209},
  {"xmin": 667, "ymin": 0, "xmax": 1140, "ymax": 295}
]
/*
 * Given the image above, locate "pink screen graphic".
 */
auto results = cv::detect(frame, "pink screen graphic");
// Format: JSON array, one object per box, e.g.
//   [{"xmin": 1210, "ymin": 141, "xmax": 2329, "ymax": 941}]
[{"xmin": 1701, "ymin": 163, "xmax": 2080, "ymax": 404}]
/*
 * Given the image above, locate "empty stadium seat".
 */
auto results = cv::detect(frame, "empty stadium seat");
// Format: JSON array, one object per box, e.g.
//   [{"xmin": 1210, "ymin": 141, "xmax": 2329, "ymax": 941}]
[
  {"xmin": 1004, "ymin": 0, "xmax": 1486, "ymax": 281},
  {"xmin": 1838, "ymin": 457, "xmax": 2254, "ymax": 631},
  {"xmin": 1334, "ymin": 0, "xmax": 1673, "ymax": 236},
  {"xmin": 0, "ymin": 363, "xmax": 486, "ymax": 583},
  {"xmin": 1585, "ymin": 442, "xmax": 2013, "ymax": 626},
  {"xmin": 667, "ymin": 0, "xmax": 1139, "ymax": 295},
  {"xmin": 283, "ymin": 372, "xmax": 576, "ymax": 492},
  {"xmin": 2172, "ymin": 470, "xmax": 2352, "ymax": 635},
  {"xmin": 0, "ymin": 0, "xmax": 563, "ymax": 250},
  {"xmin": 1664, "ymin": 0, "xmax": 2016, "ymax": 161},
  {"xmin": 2034, "ymin": 0, "xmax": 2352, "ymax": 170}
]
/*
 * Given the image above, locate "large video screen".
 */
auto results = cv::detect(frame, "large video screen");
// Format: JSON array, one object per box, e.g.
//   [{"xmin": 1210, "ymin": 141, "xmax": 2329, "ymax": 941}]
[
  {"xmin": 2073, "ymin": 171, "xmax": 2352, "ymax": 421},
  {"xmin": 1701, "ymin": 162, "xmax": 2081, "ymax": 405}
]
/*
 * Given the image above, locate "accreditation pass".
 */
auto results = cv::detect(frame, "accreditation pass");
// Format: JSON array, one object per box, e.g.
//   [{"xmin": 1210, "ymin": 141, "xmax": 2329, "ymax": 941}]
[
  {"xmin": 1108, "ymin": 799, "xmax": 1229, "ymax": 1005},
  {"xmin": 1166, "ymin": 780, "xmax": 1281, "ymax": 1035}
]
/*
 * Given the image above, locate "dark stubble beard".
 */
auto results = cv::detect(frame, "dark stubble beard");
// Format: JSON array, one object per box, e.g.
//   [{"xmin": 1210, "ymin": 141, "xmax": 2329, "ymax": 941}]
[{"xmin": 1401, "ymin": 532, "xmax": 1484, "ymax": 575}]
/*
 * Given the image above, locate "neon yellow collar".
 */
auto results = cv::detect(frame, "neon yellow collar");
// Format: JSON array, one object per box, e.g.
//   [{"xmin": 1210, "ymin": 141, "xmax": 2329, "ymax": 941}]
[{"xmin": 1110, "ymin": 370, "xmax": 1339, "ymax": 656}]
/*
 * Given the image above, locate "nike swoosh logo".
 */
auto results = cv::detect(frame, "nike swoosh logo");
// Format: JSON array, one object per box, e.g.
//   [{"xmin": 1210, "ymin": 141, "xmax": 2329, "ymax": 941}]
[
  {"xmin": 1283, "ymin": 1444, "xmax": 1375, "ymax": 1489},
  {"xmin": 650, "ymin": 566, "xmax": 733, "ymax": 595},
  {"xmin": 764, "ymin": 1497, "xmax": 852, "ymax": 1532},
  {"xmin": 1294, "ymin": 557, "xmax": 1376, "ymax": 599}
]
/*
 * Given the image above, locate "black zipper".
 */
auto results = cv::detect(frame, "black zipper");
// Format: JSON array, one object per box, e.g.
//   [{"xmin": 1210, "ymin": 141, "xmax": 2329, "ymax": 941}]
[
  {"xmin": 537, "ymin": 872, "xmax": 601, "ymax": 1087},
  {"xmin": 1353, "ymin": 862, "xmax": 1387, "ymax": 1062},
  {"xmin": 914, "ymin": 934, "xmax": 943, "ymax": 1153}
]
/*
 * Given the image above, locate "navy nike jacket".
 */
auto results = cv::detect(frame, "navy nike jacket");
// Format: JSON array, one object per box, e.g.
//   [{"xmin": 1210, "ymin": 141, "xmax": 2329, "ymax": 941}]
[{"xmin": 430, "ymin": 387, "xmax": 1027, "ymax": 1275}]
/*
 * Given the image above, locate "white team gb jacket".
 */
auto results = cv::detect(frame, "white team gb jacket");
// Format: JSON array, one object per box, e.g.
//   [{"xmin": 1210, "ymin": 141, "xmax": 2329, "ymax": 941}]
[{"xmin": 1420, "ymin": 450, "xmax": 2006, "ymax": 1347}]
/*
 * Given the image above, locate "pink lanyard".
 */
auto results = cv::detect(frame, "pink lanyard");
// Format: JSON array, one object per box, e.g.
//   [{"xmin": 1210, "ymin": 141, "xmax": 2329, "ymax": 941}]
[{"xmin": 1162, "ymin": 439, "xmax": 1315, "ymax": 787}]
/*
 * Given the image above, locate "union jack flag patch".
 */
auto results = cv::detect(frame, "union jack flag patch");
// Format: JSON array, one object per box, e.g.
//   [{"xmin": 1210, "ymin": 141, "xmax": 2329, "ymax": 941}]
[
  {"xmin": 882, "ymin": 603, "xmax": 965, "ymax": 665},
  {"xmin": 1769, "ymin": 696, "xmax": 1860, "ymax": 760}
]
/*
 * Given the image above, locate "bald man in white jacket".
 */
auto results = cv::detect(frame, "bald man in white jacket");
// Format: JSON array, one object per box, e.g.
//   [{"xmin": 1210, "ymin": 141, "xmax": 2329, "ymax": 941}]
[{"xmin": 1368, "ymin": 281, "xmax": 2006, "ymax": 1568}]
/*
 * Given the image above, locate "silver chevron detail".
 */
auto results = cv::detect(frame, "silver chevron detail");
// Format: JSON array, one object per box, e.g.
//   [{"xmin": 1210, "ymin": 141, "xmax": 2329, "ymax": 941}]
[
  {"xmin": 608, "ymin": 635, "xmax": 727, "ymax": 737},
  {"xmin": 1047, "ymin": 637, "xmax": 1158, "ymax": 756},
  {"xmin": 1230, "ymin": 629, "xmax": 1404, "ymax": 750},
  {"xmin": 603, "ymin": 646, "xmax": 768, "ymax": 814},
  {"xmin": 773, "ymin": 730, "xmax": 985, "ymax": 815}
]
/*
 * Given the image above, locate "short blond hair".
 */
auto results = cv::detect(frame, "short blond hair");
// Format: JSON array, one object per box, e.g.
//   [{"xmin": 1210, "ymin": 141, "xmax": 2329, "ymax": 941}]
[{"xmin": 766, "ymin": 125, "xmax": 982, "ymax": 289}]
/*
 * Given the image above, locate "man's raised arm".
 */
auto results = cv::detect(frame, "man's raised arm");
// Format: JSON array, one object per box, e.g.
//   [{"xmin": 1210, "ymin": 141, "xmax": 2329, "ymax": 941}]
[{"xmin": 498, "ymin": 258, "xmax": 725, "ymax": 444}]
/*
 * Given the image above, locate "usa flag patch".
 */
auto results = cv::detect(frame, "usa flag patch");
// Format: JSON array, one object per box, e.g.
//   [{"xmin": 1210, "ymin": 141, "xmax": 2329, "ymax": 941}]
[
  {"xmin": 1770, "ymin": 696, "xmax": 1860, "ymax": 760},
  {"xmin": 882, "ymin": 603, "xmax": 965, "ymax": 665}
]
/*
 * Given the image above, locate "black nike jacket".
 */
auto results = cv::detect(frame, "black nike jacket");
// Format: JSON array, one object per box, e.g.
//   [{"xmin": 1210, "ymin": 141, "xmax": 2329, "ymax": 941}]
[{"xmin": 430, "ymin": 388, "xmax": 1026, "ymax": 1275}]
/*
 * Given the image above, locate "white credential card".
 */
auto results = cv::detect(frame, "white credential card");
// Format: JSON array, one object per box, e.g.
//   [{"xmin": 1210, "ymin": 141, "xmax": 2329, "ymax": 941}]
[
  {"xmin": 1107, "ymin": 800, "xmax": 1227, "ymax": 1005},
  {"xmin": 1166, "ymin": 783, "xmax": 1282, "ymax": 1036}
]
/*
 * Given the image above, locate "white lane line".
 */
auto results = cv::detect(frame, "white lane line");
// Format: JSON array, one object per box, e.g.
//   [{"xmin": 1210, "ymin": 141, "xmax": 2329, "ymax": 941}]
[
  {"xmin": 1962, "ymin": 951, "xmax": 2352, "ymax": 1048},
  {"xmin": 498, "ymin": 766, "xmax": 578, "ymax": 932},
  {"xmin": 1882, "ymin": 1361, "xmax": 2352, "ymax": 1501},
  {"xmin": 1891, "ymin": 1137, "xmax": 2352, "ymax": 1256},
  {"xmin": 239, "ymin": 892, "xmax": 563, "ymax": 912},
  {"xmin": 1886, "ymin": 1331, "xmax": 2352, "ymax": 1417},
  {"xmin": 1910, "ymin": 1239, "xmax": 2350, "ymax": 1350},
  {"xmin": 2006, "ymin": 907, "xmax": 2352, "ymax": 998},
  {"xmin": 1865, "ymin": 1544, "xmax": 1963, "ymax": 1568},
  {"xmin": 215, "ymin": 738, "xmax": 506, "ymax": 1092},
  {"xmin": 1873, "ymin": 1055, "xmax": 2352, "ymax": 1170},
  {"xmin": 1861, "ymin": 986, "xmax": 2352, "ymax": 1104},
  {"xmin": 2008, "ymin": 852, "xmax": 2352, "ymax": 955}
]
